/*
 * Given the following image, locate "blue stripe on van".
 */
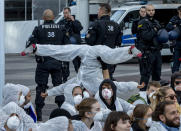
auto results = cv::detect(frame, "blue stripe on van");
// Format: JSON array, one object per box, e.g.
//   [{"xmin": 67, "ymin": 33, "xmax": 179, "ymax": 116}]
[
  {"xmin": 122, "ymin": 34, "xmax": 136, "ymax": 45},
  {"xmin": 81, "ymin": 34, "xmax": 86, "ymax": 39}
]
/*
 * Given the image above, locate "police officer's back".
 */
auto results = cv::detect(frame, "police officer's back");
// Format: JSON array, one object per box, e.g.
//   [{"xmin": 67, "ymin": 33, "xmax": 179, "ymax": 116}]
[
  {"xmin": 85, "ymin": 3, "xmax": 122, "ymax": 80},
  {"xmin": 86, "ymin": 4, "xmax": 122, "ymax": 48},
  {"xmin": 28, "ymin": 9, "xmax": 69, "ymax": 121},
  {"xmin": 137, "ymin": 5, "xmax": 162, "ymax": 91},
  {"xmin": 166, "ymin": 6, "xmax": 181, "ymax": 73}
]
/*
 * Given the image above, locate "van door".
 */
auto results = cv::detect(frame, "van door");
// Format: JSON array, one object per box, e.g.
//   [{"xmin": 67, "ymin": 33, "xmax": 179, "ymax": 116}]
[{"xmin": 121, "ymin": 10, "xmax": 139, "ymax": 46}]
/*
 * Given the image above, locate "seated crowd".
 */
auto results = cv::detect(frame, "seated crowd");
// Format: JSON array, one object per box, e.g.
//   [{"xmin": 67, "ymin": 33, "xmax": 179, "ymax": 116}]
[{"xmin": 0, "ymin": 71, "xmax": 181, "ymax": 131}]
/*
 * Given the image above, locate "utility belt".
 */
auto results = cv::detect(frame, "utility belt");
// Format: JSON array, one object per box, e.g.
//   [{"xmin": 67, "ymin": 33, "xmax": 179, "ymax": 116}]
[{"xmin": 35, "ymin": 55, "xmax": 60, "ymax": 63}]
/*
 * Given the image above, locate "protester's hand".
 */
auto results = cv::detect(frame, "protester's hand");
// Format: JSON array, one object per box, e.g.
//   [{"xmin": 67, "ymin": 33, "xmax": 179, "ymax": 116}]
[
  {"xmin": 137, "ymin": 82, "xmax": 145, "ymax": 89},
  {"xmin": 28, "ymin": 129, "xmax": 32, "ymax": 131},
  {"xmin": 41, "ymin": 92, "xmax": 48, "ymax": 98}
]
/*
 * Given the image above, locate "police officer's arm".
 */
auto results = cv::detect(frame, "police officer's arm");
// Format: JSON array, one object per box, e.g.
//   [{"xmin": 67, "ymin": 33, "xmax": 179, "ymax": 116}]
[
  {"xmin": 138, "ymin": 21, "xmax": 157, "ymax": 42},
  {"xmin": 131, "ymin": 20, "xmax": 138, "ymax": 35},
  {"xmin": 28, "ymin": 26, "xmax": 39, "ymax": 45},
  {"xmin": 72, "ymin": 20, "xmax": 83, "ymax": 33},
  {"xmin": 166, "ymin": 16, "xmax": 178, "ymax": 31},
  {"xmin": 85, "ymin": 22, "xmax": 98, "ymax": 45}
]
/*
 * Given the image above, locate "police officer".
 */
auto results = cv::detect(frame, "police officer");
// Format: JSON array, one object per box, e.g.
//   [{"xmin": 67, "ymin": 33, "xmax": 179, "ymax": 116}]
[
  {"xmin": 28, "ymin": 9, "xmax": 69, "ymax": 121},
  {"xmin": 85, "ymin": 3, "xmax": 122, "ymax": 80},
  {"xmin": 137, "ymin": 5, "xmax": 162, "ymax": 91},
  {"xmin": 131, "ymin": 6, "xmax": 146, "ymax": 35},
  {"xmin": 59, "ymin": 7, "xmax": 83, "ymax": 74},
  {"xmin": 166, "ymin": 6, "xmax": 181, "ymax": 73}
]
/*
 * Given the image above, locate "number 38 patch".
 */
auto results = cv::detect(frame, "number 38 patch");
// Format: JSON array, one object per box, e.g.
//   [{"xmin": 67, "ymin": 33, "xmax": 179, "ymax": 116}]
[{"xmin": 48, "ymin": 32, "xmax": 55, "ymax": 37}]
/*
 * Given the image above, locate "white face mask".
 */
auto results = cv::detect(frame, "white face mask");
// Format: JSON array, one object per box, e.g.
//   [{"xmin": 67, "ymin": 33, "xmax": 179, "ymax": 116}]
[
  {"xmin": 7, "ymin": 116, "xmax": 20, "ymax": 130},
  {"xmin": 148, "ymin": 91, "xmax": 156, "ymax": 99},
  {"xmin": 24, "ymin": 102, "xmax": 31, "ymax": 109},
  {"xmin": 102, "ymin": 89, "xmax": 112, "ymax": 99},
  {"xmin": 83, "ymin": 91, "xmax": 90, "ymax": 99},
  {"xmin": 93, "ymin": 111, "xmax": 103, "ymax": 121},
  {"xmin": 73, "ymin": 95, "xmax": 82, "ymax": 105},
  {"xmin": 146, "ymin": 117, "xmax": 153, "ymax": 127},
  {"xmin": 18, "ymin": 95, "xmax": 25, "ymax": 106}
]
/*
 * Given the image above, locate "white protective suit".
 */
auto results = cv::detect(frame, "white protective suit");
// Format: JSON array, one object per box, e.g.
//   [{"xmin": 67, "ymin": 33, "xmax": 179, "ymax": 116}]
[
  {"xmin": 0, "ymin": 102, "xmax": 36, "ymax": 131},
  {"xmin": 61, "ymin": 83, "xmax": 81, "ymax": 116},
  {"xmin": 2, "ymin": 83, "xmax": 23, "ymax": 106},
  {"xmin": 36, "ymin": 44, "xmax": 139, "ymax": 99},
  {"xmin": 32, "ymin": 116, "xmax": 69, "ymax": 131},
  {"xmin": 72, "ymin": 120, "xmax": 102, "ymax": 131},
  {"xmin": 95, "ymin": 92, "xmax": 135, "ymax": 115},
  {"xmin": 0, "ymin": 110, "xmax": 9, "ymax": 131}
]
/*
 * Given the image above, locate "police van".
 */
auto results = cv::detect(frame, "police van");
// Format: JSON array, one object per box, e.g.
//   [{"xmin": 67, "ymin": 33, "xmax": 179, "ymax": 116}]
[{"xmin": 110, "ymin": 4, "xmax": 181, "ymax": 56}]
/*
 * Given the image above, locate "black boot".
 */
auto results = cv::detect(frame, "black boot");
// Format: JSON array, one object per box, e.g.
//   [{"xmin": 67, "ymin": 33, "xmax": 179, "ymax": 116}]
[{"xmin": 36, "ymin": 108, "xmax": 42, "ymax": 121}]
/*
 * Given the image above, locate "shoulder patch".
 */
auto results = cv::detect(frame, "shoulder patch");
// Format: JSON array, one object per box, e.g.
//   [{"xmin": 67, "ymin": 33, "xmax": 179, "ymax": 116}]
[{"xmin": 138, "ymin": 24, "xmax": 142, "ymax": 28}]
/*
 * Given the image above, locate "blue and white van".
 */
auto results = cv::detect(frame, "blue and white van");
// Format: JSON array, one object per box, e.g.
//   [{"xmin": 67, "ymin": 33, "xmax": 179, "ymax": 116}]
[{"xmin": 111, "ymin": 4, "xmax": 181, "ymax": 56}]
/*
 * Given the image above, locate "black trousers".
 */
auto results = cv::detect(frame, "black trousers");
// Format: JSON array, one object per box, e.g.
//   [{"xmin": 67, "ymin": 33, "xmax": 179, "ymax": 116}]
[
  {"xmin": 35, "ymin": 58, "xmax": 63, "ymax": 110},
  {"xmin": 139, "ymin": 50, "xmax": 162, "ymax": 91},
  {"xmin": 108, "ymin": 64, "xmax": 117, "ymax": 80}
]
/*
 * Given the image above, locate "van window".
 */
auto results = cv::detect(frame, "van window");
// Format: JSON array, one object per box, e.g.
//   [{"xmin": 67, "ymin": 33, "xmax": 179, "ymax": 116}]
[
  {"xmin": 111, "ymin": 10, "xmax": 126, "ymax": 22},
  {"xmin": 122, "ymin": 10, "xmax": 139, "ymax": 29},
  {"xmin": 154, "ymin": 9, "xmax": 177, "ymax": 27}
]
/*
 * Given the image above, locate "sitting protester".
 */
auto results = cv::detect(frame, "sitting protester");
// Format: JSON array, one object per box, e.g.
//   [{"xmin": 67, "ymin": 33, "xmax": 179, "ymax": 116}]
[
  {"xmin": 1, "ymin": 102, "xmax": 36, "ymax": 131},
  {"xmin": 72, "ymin": 98, "xmax": 103, "ymax": 131},
  {"xmin": 3, "ymin": 83, "xmax": 37, "ymax": 123},
  {"xmin": 104, "ymin": 111, "xmax": 131, "ymax": 131},
  {"xmin": 33, "ymin": 116, "xmax": 73, "ymax": 131},
  {"xmin": 149, "ymin": 101, "xmax": 180, "ymax": 131},
  {"xmin": 42, "ymin": 84, "xmax": 83, "ymax": 116},
  {"xmin": 132, "ymin": 104, "xmax": 153, "ymax": 131},
  {"xmin": 18, "ymin": 84, "xmax": 37, "ymax": 123},
  {"xmin": 171, "ymin": 71, "xmax": 181, "ymax": 104},
  {"xmin": 128, "ymin": 81, "xmax": 160, "ymax": 105},
  {"xmin": 150, "ymin": 86, "xmax": 181, "ymax": 113},
  {"xmin": 95, "ymin": 79, "xmax": 135, "ymax": 115},
  {"xmin": 0, "ymin": 111, "xmax": 21, "ymax": 131}
]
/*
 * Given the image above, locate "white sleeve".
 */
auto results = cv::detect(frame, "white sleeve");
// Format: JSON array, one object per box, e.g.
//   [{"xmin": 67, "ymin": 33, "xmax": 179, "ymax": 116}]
[
  {"xmin": 114, "ymin": 81, "xmax": 139, "ymax": 100},
  {"xmin": 36, "ymin": 44, "xmax": 87, "ymax": 61},
  {"xmin": 47, "ymin": 85, "xmax": 64, "ymax": 96},
  {"xmin": 133, "ymin": 99, "xmax": 146, "ymax": 106},
  {"xmin": 95, "ymin": 45, "xmax": 134, "ymax": 64},
  {"xmin": 119, "ymin": 98, "xmax": 135, "ymax": 114},
  {"xmin": 47, "ymin": 78, "xmax": 77, "ymax": 96}
]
